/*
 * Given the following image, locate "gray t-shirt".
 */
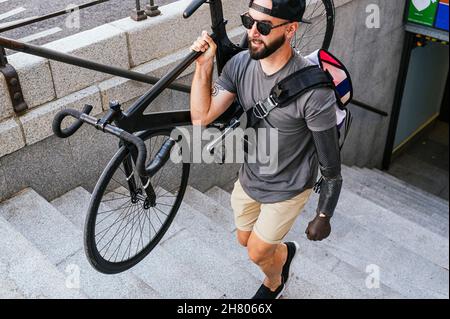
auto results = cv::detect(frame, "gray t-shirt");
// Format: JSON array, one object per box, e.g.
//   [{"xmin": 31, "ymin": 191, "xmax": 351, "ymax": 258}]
[{"xmin": 216, "ymin": 49, "xmax": 337, "ymax": 203}]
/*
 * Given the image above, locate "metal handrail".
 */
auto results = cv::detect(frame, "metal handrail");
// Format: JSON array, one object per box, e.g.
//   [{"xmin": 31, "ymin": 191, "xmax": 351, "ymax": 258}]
[
  {"xmin": 0, "ymin": 1, "xmax": 163, "ymax": 113},
  {"xmin": 0, "ymin": 1, "xmax": 161, "ymax": 33},
  {"xmin": 351, "ymin": 99, "xmax": 388, "ymax": 117},
  {"xmin": 0, "ymin": 0, "xmax": 110, "ymax": 34},
  {"xmin": 0, "ymin": 47, "xmax": 6, "ymax": 66},
  {"xmin": 0, "ymin": 33, "xmax": 389, "ymax": 118},
  {"xmin": 0, "ymin": 35, "xmax": 191, "ymax": 93}
]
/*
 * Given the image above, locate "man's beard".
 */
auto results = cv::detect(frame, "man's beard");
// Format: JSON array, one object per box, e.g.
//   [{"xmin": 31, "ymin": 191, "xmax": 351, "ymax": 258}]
[{"xmin": 248, "ymin": 34, "xmax": 286, "ymax": 60}]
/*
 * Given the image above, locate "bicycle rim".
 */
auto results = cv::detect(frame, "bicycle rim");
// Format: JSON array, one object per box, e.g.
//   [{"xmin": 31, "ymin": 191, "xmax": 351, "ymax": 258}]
[
  {"xmin": 84, "ymin": 129, "xmax": 190, "ymax": 274},
  {"xmin": 292, "ymin": 0, "xmax": 335, "ymax": 54}
]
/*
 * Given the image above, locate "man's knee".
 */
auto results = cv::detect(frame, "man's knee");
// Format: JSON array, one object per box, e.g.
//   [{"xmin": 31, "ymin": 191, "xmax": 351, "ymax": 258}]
[
  {"xmin": 247, "ymin": 245, "xmax": 273, "ymax": 265},
  {"xmin": 247, "ymin": 234, "xmax": 277, "ymax": 265},
  {"xmin": 237, "ymin": 230, "xmax": 251, "ymax": 247}
]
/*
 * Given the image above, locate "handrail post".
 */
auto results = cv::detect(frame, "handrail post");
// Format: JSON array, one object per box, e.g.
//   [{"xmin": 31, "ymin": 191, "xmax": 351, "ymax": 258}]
[
  {"xmin": 145, "ymin": 0, "xmax": 161, "ymax": 17},
  {"xmin": 0, "ymin": 46, "xmax": 28, "ymax": 114},
  {"xmin": 131, "ymin": 0, "xmax": 148, "ymax": 21},
  {"xmin": 0, "ymin": 47, "xmax": 7, "ymax": 67}
]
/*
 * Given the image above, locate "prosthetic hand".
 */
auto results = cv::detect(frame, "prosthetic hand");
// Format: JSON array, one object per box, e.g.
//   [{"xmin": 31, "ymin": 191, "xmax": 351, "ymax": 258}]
[
  {"xmin": 305, "ymin": 126, "xmax": 343, "ymax": 241},
  {"xmin": 305, "ymin": 213, "xmax": 331, "ymax": 241}
]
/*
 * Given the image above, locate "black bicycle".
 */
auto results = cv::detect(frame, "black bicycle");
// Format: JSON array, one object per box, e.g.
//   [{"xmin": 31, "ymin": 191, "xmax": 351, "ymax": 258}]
[{"xmin": 51, "ymin": 0, "xmax": 335, "ymax": 274}]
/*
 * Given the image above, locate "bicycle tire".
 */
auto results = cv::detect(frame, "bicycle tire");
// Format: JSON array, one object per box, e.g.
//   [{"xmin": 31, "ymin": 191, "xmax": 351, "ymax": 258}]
[
  {"xmin": 291, "ymin": 0, "xmax": 335, "ymax": 53},
  {"xmin": 84, "ymin": 129, "xmax": 189, "ymax": 274}
]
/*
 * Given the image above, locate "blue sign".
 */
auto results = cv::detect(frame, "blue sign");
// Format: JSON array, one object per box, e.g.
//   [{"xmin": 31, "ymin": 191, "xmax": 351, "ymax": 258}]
[{"xmin": 435, "ymin": 1, "xmax": 449, "ymax": 31}]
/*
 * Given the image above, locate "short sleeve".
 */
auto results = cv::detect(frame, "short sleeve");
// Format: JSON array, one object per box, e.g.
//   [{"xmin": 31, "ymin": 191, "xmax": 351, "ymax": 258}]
[
  {"xmin": 304, "ymin": 88, "xmax": 338, "ymax": 132},
  {"xmin": 215, "ymin": 54, "xmax": 239, "ymax": 94}
]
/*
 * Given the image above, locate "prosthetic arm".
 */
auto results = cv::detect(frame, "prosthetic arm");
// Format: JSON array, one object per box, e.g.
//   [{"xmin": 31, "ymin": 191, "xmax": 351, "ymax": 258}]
[
  {"xmin": 312, "ymin": 126, "xmax": 343, "ymax": 217},
  {"xmin": 305, "ymin": 126, "xmax": 343, "ymax": 241}
]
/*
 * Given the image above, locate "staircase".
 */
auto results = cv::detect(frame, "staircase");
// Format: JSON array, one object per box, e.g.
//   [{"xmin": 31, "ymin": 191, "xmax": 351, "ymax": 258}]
[{"xmin": 0, "ymin": 166, "xmax": 448, "ymax": 299}]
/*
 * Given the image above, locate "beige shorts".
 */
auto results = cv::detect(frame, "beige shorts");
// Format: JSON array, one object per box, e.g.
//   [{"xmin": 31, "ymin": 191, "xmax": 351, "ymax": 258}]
[{"xmin": 230, "ymin": 179, "xmax": 313, "ymax": 245}]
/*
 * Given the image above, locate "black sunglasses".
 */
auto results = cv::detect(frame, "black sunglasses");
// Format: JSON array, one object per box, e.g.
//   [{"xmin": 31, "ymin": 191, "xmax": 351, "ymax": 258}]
[{"xmin": 240, "ymin": 12, "xmax": 291, "ymax": 36}]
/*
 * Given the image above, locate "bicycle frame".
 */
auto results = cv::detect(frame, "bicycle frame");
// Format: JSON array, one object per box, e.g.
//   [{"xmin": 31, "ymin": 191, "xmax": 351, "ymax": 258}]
[
  {"xmin": 59, "ymin": 0, "xmax": 246, "ymax": 201},
  {"xmin": 7, "ymin": 0, "xmax": 247, "ymax": 178},
  {"xmin": 0, "ymin": 0, "xmax": 245, "ymax": 133},
  {"xmin": 112, "ymin": 0, "xmax": 245, "ymax": 134}
]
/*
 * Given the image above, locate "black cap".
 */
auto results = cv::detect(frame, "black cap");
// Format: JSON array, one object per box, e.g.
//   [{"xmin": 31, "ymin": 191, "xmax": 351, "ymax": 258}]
[{"xmin": 249, "ymin": 0, "xmax": 311, "ymax": 23}]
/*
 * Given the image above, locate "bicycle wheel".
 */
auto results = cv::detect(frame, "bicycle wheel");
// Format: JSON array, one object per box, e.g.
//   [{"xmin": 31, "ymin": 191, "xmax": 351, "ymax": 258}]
[
  {"xmin": 291, "ymin": 0, "xmax": 335, "ymax": 54},
  {"xmin": 84, "ymin": 129, "xmax": 189, "ymax": 274}
]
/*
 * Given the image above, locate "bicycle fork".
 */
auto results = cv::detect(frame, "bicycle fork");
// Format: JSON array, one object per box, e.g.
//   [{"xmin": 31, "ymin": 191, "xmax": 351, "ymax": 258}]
[
  {"xmin": 121, "ymin": 137, "xmax": 178, "ymax": 209},
  {"xmin": 52, "ymin": 99, "xmax": 176, "ymax": 208}
]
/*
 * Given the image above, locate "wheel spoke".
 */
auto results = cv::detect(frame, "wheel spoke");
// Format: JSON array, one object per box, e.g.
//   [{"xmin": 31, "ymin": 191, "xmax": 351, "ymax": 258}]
[
  {"xmin": 153, "ymin": 205, "xmax": 170, "ymax": 218},
  {"xmin": 292, "ymin": 0, "xmax": 331, "ymax": 53},
  {"xmin": 108, "ymin": 204, "xmax": 140, "ymax": 262},
  {"xmin": 99, "ymin": 201, "xmax": 139, "ymax": 257},
  {"xmin": 96, "ymin": 201, "xmax": 135, "ymax": 238}
]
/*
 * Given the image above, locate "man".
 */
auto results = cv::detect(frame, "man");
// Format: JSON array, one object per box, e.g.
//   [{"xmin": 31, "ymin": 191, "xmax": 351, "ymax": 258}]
[{"xmin": 190, "ymin": 0, "xmax": 343, "ymax": 299}]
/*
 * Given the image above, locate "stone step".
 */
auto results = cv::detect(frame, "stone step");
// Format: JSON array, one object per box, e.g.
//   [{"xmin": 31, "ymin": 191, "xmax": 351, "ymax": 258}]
[
  {"xmin": 52, "ymin": 186, "xmax": 220, "ymax": 299},
  {"xmin": 205, "ymin": 186, "xmax": 233, "ymax": 212},
  {"xmin": 364, "ymin": 173, "xmax": 449, "ymax": 224},
  {"xmin": 159, "ymin": 228, "xmax": 260, "ymax": 299},
  {"xmin": 63, "ymin": 186, "xmax": 259, "ymax": 298},
  {"xmin": 387, "ymin": 154, "xmax": 449, "ymax": 200},
  {"xmin": 351, "ymin": 167, "xmax": 448, "ymax": 220},
  {"xmin": 294, "ymin": 191, "xmax": 449, "ymax": 298},
  {"xmin": 372, "ymin": 168, "xmax": 449, "ymax": 213},
  {"xmin": 1, "ymin": 187, "xmax": 160, "ymax": 299},
  {"xmin": 51, "ymin": 187, "xmax": 91, "ymax": 231},
  {"xmin": 97, "ymin": 186, "xmax": 230, "ymax": 298},
  {"xmin": 183, "ymin": 185, "xmax": 236, "ymax": 233},
  {"xmin": 341, "ymin": 166, "xmax": 449, "ymax": 238},
  {"xmin": 0, "ymin": 215, "xmax": 86, "ymax": 298},
  {"xmin": 156, "ymin": 187, "xmax": 264, "ymax": 289},
  {"xmin": 336, "ymin": 188, "xmax": 448, "ymax": 269},
  {"xmin": 282, "ymin": 247, "xmax": 374, "ymax": 299},
  {"xmin": 343, "ymin": 166, "xmax": 442, "ymax": 217},
  {"xmin": 53, "ymin": 186, "xmax": 183, "ymax": 244},
  {"xmin": 283, "ymin": 231, "xmax": 404, "ymax": 299},
  {"xmin": 359, "ymin": 167, "xmax": 447, "ymax": 213},
  {"xmin": 209, "ymin": 186, "xmax": 449, "ymax": 298},
  {"xmin": 179, "ymin": 186, "xmax": 358, "ymax": 298},
  {"xmin": 280, "ymin": 277, "xmax": 335, "ymax": 299},
  {"xmin": 353, "ymin": 166, "xmax": 448, "ymax": 220},
  {"xmin": 0, "ymin": 188, "xmax": 82, "ymax": 265},
  {"xmin": 344, "ymin": 166, "xmax": 450, "ymax": 237},
  {"xmin": 131, "ymin": 244, "xmax": 225, "ymax": 299},
  {"xmin": 206, "ymin": 186, "xmax": 402, "ymax": 298}
]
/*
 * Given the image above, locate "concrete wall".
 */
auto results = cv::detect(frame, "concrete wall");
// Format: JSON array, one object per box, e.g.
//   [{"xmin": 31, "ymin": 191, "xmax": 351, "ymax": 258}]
[
  {"xmin": 330, "ymin": 0, "xmax": 407, "ymax": 167},
  {"xmin": 0, "ymin": 0, "xmax": 408, "ymax": 202}
]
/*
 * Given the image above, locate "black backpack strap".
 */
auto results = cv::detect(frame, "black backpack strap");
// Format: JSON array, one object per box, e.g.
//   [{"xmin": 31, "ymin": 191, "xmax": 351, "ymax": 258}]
[
  {"xmin": 246, "ymin": 66, "xmax": 333, "ymax": 128},
  {"xmin": 272, "ymin": 65, "xmax": 333, "ymax": 105}
]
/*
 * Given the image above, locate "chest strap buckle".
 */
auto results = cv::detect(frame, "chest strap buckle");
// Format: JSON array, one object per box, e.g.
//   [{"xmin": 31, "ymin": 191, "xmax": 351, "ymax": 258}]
[{"xmin": 253, "ymin": 95, "xmax": 278, "ymax": 119}]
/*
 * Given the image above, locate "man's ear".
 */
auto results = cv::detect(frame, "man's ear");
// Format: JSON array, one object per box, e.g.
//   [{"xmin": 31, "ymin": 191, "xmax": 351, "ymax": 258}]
[{"xmin": 286, "ymin": 22, "xmax": 299, "ymax": 40}]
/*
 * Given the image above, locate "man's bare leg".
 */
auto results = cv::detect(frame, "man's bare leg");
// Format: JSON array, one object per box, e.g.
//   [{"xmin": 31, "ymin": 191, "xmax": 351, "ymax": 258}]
[{"xmin": 246, "ymin": 231, "xmax": 288, "ymax": 291}]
